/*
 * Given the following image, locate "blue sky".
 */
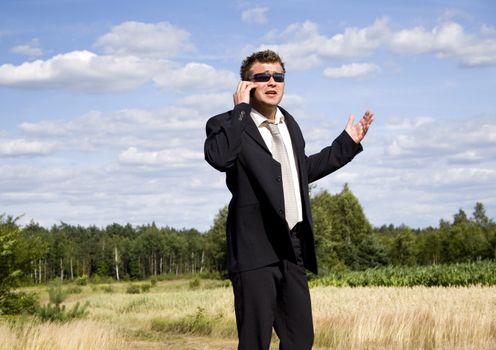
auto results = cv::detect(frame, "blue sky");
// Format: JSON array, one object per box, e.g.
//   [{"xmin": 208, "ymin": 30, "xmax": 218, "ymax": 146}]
[{"xmin": 1, "ymin": 0, "xmax": 495, "ymax": 231}]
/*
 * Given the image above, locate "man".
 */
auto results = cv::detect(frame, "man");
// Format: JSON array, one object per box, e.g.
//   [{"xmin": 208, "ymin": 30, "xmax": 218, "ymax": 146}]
[{"xmin": 204, "ymin": 50, "xmax": 373, "ymax": 350}]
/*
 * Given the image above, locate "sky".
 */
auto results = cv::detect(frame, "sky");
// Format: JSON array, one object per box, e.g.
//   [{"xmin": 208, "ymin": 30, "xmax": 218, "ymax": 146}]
[{"xmin": 0, "ymin": 0, "xmax": 495, "ymax": 232}]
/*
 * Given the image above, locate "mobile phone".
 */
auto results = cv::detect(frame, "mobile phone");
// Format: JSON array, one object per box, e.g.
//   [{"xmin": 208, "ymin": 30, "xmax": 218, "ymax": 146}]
[{"xmin": 250, "ymin": 87, "xmax": 256, "ymax": 97}]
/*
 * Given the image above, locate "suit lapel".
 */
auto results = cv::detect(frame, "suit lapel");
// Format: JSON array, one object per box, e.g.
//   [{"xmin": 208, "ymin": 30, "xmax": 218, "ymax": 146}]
[
  {"xmin": 244, "ymin": 111, "xmax": 271, "ymax": 154},
  {"xmin": 281, "ymin": 109, "xmax": 304, "ymax": 162}
]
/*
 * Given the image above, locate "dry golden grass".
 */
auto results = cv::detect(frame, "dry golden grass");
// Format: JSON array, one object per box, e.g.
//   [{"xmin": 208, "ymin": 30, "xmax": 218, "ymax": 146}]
[
  {"xmin": 311, "ymin": 286, "xmax": 496, "ymax": 349},
  {"xmin": 0, "ymin": 319, "xmax": 125, "ymax": 350},
  {"xmin": 1, "ymin": 281, "xmax": 495, "ymax": 349}
]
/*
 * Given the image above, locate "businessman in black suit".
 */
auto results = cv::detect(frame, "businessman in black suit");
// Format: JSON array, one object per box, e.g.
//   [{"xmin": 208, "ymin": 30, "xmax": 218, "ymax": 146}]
[{"xmin": 204, "ymin": 50, "xmax": 373, "ymax": 350}]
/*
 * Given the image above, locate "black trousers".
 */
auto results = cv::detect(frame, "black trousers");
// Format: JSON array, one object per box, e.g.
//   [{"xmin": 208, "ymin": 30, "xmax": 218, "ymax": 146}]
[{"xmin": 229, "ymin": 226, "xmax": 314, "ymax": 350}]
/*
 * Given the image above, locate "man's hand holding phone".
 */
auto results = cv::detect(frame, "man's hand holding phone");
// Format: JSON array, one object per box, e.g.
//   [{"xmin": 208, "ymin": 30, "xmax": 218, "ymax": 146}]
[{"xmin": 233, "ymin": 81, "xmax": 257, "ymax": 106}]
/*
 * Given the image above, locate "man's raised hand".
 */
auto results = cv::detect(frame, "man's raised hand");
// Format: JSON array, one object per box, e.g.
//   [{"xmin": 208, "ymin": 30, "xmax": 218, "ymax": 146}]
[{"xmin": 345, "ymin": 110, "xmax": 374, "ymax": 144}]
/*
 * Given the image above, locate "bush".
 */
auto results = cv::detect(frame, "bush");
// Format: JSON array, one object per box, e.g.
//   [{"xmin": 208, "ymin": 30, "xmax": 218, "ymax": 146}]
[
  {"xmin": 126, "ymin": 285, "xmax": 141, "ymax": 294},
  {"xmin": 66, "ymin": 285, "xmax": 82, "ymax": 294},
  {"xmin": 140, "ymin": 283, "xmax": 151, "ymax": 293},
  {"xmin": 119, "ymin": 296, "xmax": 149, "ymax": 313},
  {"xmin": 101, "ymin": 285, "xmax": 113, "ymax": 293},
  {"xmin": 0, "ymin": 292, "xmax": 39, "ymax": 315},
  {"xmin": 189, "ymin": 278, "xmax": 201, "ymax": 290},
  {"xmin": 36, "ymin": 301, "xmax": 89, "ymax": 322},
  {"xmin": 35, "ymin": 283, "xmax": 88, "ymax": 322},
  {"xmin": 90, "ymin": 275, "xmax": 113, "ymax": 285},
  {"xmin": 75, "ymin": 275, "xmax": 88, "ymax": 286},
  {"xmin": 47, "ymin": 283, "xmax": 68, "ymax": 304},
  {"xmin": 202, "ymin": 279, "xmax": 231, "ymax": 289},
  {"xmin": 151, "ymin": 307, "xmax": 212, "ymax": 336}
]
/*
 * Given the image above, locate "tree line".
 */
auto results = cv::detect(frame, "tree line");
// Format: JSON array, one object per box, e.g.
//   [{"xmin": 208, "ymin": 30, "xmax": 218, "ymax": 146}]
[{"xmin": 1, "ymin": 184, "xmax": 495, "ymax": 288}]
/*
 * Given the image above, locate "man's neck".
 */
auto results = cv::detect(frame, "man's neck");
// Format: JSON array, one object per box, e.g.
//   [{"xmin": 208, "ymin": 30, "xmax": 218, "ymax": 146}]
[{"xmin": 251, "ymin": 103, "xmax": 277, "ymax": 121}]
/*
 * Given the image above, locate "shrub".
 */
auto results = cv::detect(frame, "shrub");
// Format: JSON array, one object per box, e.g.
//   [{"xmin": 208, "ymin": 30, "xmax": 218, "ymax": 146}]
[
  {"xmin": 0, "ymin": 292, "xmax": 39, "ymax": 315},
  {"xmin": 101, "ymin": 285, "xmax": 113, "ymax": 293},
  {"xmin": 66, "ymin": 286, "xmax": 82, "ymax": 294},
  {"xmin": 35, "ymin": 283, "xmax": 88, "ymax": 322},
  {"xmin": 189, "ymin": 278, "xmax": 201, "ymax": 290},
  {"xmin": 90, "ymin": 275, "xmax": 113, "ymax": 285},
  {"xmin": 75, "ymin": 275, "xmax": 88, "ymax": 286},
  {"xmin": 151, "ymin": 307, "xmax": 212, "ymax": 336},
  {"xmin": 140, "ymin": 283, "xmax": 151, "ymax": 293},
  {"xmin": 48, "ymin": 283, "xmax": 68, "ymax": 305},
  {"xmin": 119, "ymin": 296, "xmax": 149, "ymax": 313},
  {"xmin": 36, "ymin": 301, "xmax": 89, "ymax": 322},
  {"xmin": 126, "ymin": 285, "xmax": 141, "ymax": 294}
]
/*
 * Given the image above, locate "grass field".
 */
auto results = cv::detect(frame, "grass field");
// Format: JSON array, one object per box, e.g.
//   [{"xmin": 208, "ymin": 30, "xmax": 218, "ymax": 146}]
[{"xmin": 1, "ymin": 279, "xmax": 495, "ymax": 349}]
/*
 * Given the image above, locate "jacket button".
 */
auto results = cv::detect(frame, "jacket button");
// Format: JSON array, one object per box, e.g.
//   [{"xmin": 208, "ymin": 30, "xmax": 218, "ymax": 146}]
[
  {"xmin": 276, "ymin": 176, "xmax": 281, "ymax": 182},
  {"xmin": 279, "ymin": 209, "xmax": 284, "ymax": 215}
]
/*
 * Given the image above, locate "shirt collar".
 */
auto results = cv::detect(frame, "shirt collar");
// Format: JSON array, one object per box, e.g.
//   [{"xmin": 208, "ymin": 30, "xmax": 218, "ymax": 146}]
[{"xmin": 250, "ymin": 107, "xmax": 285, "ymax": 127}]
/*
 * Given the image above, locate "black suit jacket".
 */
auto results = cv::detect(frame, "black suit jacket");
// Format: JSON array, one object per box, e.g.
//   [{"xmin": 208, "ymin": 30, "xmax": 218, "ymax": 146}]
[{"xmin": 204, "ymin": 103, "xmax": 363, "ymax": 274}]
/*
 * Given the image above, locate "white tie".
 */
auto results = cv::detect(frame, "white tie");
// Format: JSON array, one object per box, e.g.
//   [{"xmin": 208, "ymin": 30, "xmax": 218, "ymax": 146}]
[{"xmin": 266, "ymin": 122, "xmax": 299, "ymax": 229}]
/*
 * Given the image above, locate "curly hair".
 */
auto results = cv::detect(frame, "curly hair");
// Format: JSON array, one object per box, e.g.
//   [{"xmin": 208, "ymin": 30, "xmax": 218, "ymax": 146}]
[{"xmin": 240, "ymin": 50, "xmax": 286, "ymax": 80}]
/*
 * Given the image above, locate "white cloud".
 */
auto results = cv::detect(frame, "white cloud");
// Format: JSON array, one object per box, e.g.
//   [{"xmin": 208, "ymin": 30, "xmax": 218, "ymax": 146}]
[
  {"xmin": 241, "ymin": 7, "xmax": 268, "ymax": 24},
  {"xmin": 153, "ymin": 62, "xmax": 238, "ymax": 93},
  {"xmin": 118, "ymin": 146, "xmax": 203, "ymax": 166},
  {"xmin": 481, "ymin": 24, "xmax": 496, "ymax": 35},
  {"xmin": 390, "ymin": 21, "xmax": 496, "ymax": 67},
  {"xmin": 0, "ymin": 50, "xmax": 163, "ymax": 92},
  {"xmin": 437, "ymin": 8, "xmax": 473, "ymax": 23},
  {"xmin": 177, "ymin": 93, "xmax": 233, "ymax": 116},
  {"xmin": 0, "ymin": 138, "xmax": 55, "ymax": 156},
  {"xmin": 0, "ymin": 50, "xmax": 237, "ymax": 94},
  {"xmin": 19, "ymin": 107, "xmax": 205, "ymax": 153},
  {"xmin": 259, "ymin": 19, "xmax": 390, "ymax": 69},
  {"xmin": 94, "ymin": 21, "xmax": 195, "ymax": 58},
  {"xmin": 0, "ymin": 21, "xmax": 237, "ymax": 94},
  {"xmin": 10, "ymin": 38, "xmax": 43, "ymax": 57},
  {"xmin": 259, "ymin": 18, "xmax": 496, "ymax": 69},
  {"xmin": 280, "ymin": 94, "xmax": 305, "ymax": 110},
  {"xmin": 385, "ymin": 117, "xmax": 435, "ymax": 130},
  {"xmin": 1, "ymin": 191, "xmax": 58, "ymax": 203},
  {"xmin": 384, "ymin": 116, "xmax": 496, "ymax": 161},
  {"xmin": 323, "ymin": 62, "xmax": 379, "ymax": 79},
  {"xmin": 448, "ymin": 150, "xmax": 485, "ymax": 163}
]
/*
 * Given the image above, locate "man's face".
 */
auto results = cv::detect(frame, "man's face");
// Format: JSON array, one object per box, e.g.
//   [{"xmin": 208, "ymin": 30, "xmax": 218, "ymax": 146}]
[{"xmin": 248, "ymin": 61, "xmax": 285, "ymax": 109}]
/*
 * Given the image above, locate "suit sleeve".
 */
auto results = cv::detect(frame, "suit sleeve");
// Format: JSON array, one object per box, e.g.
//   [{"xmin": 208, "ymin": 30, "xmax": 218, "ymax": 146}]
[
  {"xmin": 204, "ymin": 103, "xmax": 252, "ymax": 172},
  {"xmin": 306, "ymin": 130, "xmax": 363, "ymax": 183}
]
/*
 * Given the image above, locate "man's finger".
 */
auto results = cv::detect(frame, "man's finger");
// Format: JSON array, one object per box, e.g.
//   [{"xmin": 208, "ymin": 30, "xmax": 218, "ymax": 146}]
[{"xmin": 346, "ymin": 114, "xmax": 356, "ymax": 130}]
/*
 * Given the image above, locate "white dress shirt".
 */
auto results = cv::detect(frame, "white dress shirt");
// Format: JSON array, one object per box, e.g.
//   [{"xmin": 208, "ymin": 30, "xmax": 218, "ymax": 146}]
[{"xmin": 250, "ymin": 108, "xmax": 303, "ymax": 224}]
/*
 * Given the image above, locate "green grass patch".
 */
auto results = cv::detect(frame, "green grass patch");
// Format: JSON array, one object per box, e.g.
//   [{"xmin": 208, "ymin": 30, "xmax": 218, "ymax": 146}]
[
  {"xmin": 151, "ymin": 307, "xmax": 213, "ymax": 336},
  {"xmin": 310, "ymin": 260, "xmax": 496, "ymax": 287}
]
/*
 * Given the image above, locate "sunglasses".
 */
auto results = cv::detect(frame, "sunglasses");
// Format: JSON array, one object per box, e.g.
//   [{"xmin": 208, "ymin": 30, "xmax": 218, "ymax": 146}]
[{"xmin": 248, "ymin": 72, "xmax": 285, "ymax": 83}]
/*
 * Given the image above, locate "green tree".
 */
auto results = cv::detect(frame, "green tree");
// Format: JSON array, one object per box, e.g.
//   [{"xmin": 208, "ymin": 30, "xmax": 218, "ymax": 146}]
[
  {"xmin": 472, "ymin": 202, "xmax": 491, "ymax": 227},
  {"xmin": 19, "ymin": 221, "xmax": 49, "ymax": 283},
  {"xmin": 312, "ymin": 184, "xmax": 381, "ymax": 273},
  {"xmin": 416, "ymin": 227, "xmax": 442, "ymax": 265},
  {"xmin": 440, "ymin": 207, "xmax": 491, "ymax": 263},
  {"xmin": 0, "ymin": 215, "xmax": 23, "ymax": 300},
  {"xmin": 388, "ymin": 225, "xmax": 417, "ymax": 265},
  {"xmin": 204, "ymin": 206, "xmax": 228, "ymax": 273},
  {"xmin": 1, "ymin": 215, "xmax": 44, "ymax": 314},
  {"xmin": 311, "ymin": 190, "xmax": 346, "ymax": 273}
]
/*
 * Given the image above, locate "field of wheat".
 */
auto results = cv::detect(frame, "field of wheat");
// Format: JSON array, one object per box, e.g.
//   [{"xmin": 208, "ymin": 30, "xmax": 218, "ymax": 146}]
[{"xmin": 1, "ymin": 280, "xmax": 495, "ymax": 349}]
